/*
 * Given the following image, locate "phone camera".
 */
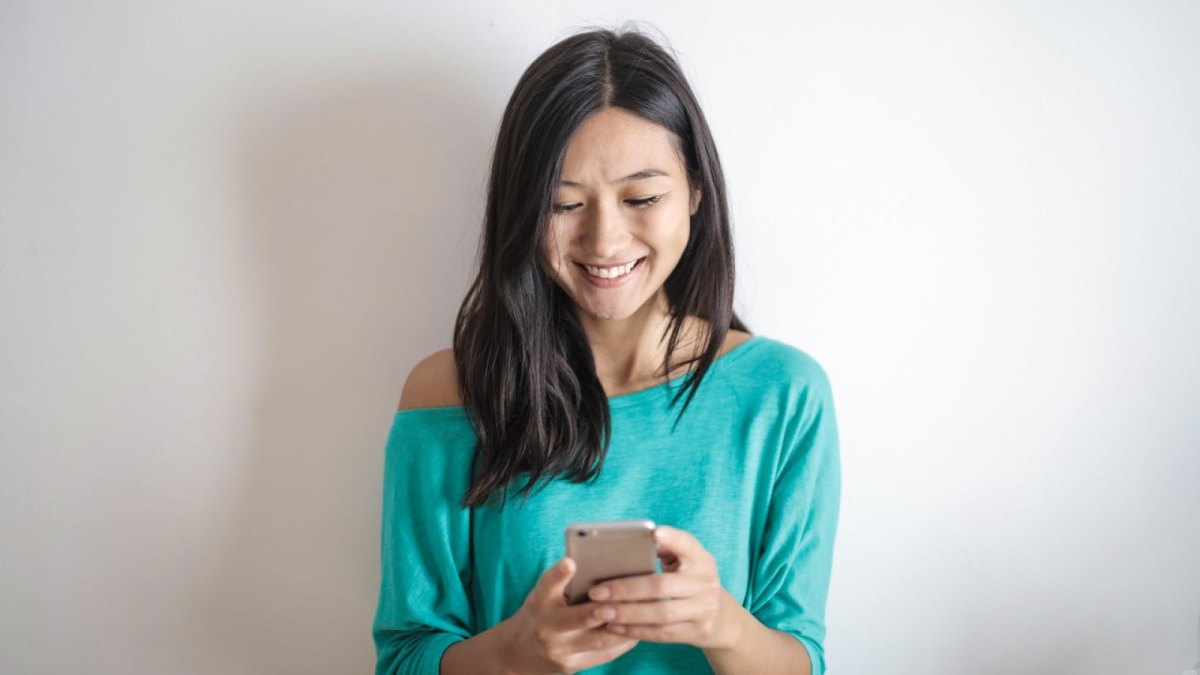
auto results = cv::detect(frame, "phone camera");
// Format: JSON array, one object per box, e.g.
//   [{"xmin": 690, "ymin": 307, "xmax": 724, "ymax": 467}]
[{"xmin": 577, "ymin": 530, "xmax": 587, "ymax": 537}]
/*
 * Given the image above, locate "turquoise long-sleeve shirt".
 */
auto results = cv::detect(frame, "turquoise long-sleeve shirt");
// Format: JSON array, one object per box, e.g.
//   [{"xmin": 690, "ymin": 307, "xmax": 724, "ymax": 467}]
[{"xmin": 372, "ymin": 335, "xmax": 841, "ymax": 674}]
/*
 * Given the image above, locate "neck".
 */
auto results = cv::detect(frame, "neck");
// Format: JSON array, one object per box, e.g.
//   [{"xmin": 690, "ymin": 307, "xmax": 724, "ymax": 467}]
[{"xmin": 574, "ymin": 290, "xmax": 706, "ymax": 396}]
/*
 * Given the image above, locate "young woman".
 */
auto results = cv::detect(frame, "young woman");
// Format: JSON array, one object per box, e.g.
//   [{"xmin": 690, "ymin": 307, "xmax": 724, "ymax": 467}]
[{"xmin": 373, "ymin": 26, "xmax": 841, "ymax": 675}]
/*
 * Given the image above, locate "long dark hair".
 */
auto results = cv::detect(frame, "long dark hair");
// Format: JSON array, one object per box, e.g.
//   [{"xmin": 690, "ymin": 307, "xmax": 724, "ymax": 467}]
[{"xmin": 453, "ymin": 24, "xmax": 748, "ymax": 509}]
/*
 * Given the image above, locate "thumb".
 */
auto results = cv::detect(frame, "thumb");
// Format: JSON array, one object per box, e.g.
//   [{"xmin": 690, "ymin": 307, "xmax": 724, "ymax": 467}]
[{"xmin": 535, "ymin": 557, "xmax": 576, "ymax": 605}]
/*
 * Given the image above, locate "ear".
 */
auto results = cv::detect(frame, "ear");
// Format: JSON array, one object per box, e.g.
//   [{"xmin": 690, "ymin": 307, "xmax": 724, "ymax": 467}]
[{"xmin": 689, "ymin": 187, "xmax": 703, "ymax": 216}]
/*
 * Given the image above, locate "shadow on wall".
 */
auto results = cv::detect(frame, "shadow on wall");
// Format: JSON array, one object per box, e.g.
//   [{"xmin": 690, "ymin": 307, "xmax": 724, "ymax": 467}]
[{"xmin": 186, "ymin": 58, "xmax": 496, "ymax": 672}]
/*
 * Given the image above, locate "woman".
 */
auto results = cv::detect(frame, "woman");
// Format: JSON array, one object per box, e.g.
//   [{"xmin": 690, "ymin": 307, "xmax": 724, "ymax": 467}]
[{"xmin": 373, "ymin": 25, "xmax": 840, "ymax": 675}]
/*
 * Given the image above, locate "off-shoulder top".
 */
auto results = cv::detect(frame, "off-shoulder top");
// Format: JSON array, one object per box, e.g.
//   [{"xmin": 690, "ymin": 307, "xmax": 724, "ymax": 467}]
[{"xmin": 372, "ymin": 335, "xmax": 841, "ymax": 674}]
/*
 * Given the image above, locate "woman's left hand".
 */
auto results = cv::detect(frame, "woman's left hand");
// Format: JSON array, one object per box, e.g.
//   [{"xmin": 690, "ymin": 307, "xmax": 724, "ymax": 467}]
[{"xmin": 586, "ymin": 524, "xmax": 743, "ymax": 650}]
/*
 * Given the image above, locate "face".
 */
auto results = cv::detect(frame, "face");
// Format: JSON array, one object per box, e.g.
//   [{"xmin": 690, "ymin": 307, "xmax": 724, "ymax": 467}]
[{"xmin": 541, "ymin": 107, "xmax": 702, "ymax": 325}]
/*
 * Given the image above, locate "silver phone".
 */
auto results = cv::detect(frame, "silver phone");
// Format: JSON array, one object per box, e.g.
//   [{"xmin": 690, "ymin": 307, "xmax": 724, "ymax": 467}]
[{"xmin": 563, "ymin": 519, "xmax": 658, "ymax": 605}]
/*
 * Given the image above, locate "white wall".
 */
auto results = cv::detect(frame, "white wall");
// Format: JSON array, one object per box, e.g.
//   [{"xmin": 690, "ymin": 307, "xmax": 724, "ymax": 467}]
[{"xmin": 2, "ymin": 1, "xmax": 1197, "ymax": 673}]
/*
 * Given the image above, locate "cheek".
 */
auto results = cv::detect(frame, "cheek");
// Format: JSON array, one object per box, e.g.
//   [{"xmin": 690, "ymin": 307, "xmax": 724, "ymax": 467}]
[{"xmin": 646, "ymin": 209, "xmax": 691, "ymax": 255}]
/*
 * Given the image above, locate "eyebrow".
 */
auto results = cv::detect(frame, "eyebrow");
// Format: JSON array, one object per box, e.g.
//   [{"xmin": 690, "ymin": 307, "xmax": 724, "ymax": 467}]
[{"xmin": 557, "ymin": 168, "xmax": 670, "ymax": 188}]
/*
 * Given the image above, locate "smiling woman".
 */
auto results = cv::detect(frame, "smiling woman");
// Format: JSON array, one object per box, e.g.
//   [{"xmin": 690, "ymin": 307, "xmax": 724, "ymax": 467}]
[{"xmin": 373, "ymin": 23, "xmax": 840, "ymax": 675}]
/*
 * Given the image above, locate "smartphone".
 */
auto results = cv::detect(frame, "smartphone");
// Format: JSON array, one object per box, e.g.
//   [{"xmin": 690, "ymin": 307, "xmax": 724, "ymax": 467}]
[{"xmin": 563, "ymin": 519, "xmax": 658, "ymax": 605}]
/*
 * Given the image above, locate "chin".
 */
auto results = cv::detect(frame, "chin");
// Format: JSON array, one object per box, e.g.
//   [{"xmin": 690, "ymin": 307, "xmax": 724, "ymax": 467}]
[
  {"xmin": 572, "ymin": 293, "xmax": 656, "ymax": 323},
  {"xmin": 579, "ymin": 306, "xmax": 635, "ymax": 322}
]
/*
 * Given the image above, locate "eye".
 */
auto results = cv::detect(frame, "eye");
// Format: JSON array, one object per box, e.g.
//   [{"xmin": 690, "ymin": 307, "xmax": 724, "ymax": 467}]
[
  {"xmin": 628, "ymin": 195, "xmax": 663, "ymax": 208},
  {"xmin": 551, "ymin": 195, "xmax": 662, "ymax": 214}
]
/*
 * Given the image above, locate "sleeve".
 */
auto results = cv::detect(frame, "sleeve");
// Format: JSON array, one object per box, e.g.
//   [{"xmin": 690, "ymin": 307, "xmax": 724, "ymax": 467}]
[
  {"xmin": 745, "ymin": 360, "xmax": 841, "ymax": 675},
  {"xmin": 372, "ymin": 413, "xmax": 476, "ymax": 675}
]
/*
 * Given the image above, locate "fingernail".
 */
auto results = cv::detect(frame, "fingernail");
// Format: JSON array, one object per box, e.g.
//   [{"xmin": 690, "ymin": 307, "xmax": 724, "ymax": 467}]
[
  {"xmin": 609, "ymin": 624, "xmax": 626, "ymax": 634},
  {"xmin": 596, "ymin": 606, "xmax": 616, "ymax": 620},
  {"xmin": 590, "ymin": 586, "xmax": 610, "ymax": 600}
]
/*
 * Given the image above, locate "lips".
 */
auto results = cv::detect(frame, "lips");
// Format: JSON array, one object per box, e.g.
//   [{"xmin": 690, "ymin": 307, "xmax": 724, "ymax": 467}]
[
  {"xmin": 575, "ymin": 257, "xmax": 643, "ymax": 270},
  {"xmin": 575, "ymin": 256, "xmax": 646, "ymax": 286}
]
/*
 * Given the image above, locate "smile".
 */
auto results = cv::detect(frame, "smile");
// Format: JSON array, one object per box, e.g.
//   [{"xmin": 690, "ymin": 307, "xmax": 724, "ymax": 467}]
[{"xmin": 575, "ymin": 257, "xmax": 646, "ymax": 287}]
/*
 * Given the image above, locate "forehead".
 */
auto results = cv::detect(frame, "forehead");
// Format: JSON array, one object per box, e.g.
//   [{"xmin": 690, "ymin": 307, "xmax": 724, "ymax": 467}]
[{"xmin": 559, "ymin": 107, "xmax": 684, "ymax": 184}]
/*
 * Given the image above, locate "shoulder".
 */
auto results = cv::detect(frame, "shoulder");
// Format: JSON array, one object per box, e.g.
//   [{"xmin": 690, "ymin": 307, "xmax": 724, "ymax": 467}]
[
  {"xmin": 740, "ymin": 340, "xmax": 839, "ymax": 467},
  {"xmin": 398, "ymin": 348, "xmax": 463, "ymax": 410},
  {"xmin": 735, "ymin": 336, "xmax": 834, "ymax": 399},
  {"xmin": 769, "ymin": 339, "xmax": 831, "ymax": 385}
]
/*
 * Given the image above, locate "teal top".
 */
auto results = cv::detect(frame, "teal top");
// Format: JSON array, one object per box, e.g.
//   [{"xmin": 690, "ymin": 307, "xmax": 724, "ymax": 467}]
[{"xmin": 372, "ymin": 335, "xmax": 841, "ymax": 675}]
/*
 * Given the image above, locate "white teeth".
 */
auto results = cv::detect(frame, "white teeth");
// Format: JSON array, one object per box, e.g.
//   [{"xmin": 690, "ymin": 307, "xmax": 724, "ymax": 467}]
[{"xmin": 584, "ymin": 259, "xmax": 637, "ymax": 279}]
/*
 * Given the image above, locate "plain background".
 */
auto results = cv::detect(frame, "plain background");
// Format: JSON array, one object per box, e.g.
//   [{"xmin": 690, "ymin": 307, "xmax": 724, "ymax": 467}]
[{"xmin": 2, "ymin": 1, "xmax": 1198, "ymax": 673}]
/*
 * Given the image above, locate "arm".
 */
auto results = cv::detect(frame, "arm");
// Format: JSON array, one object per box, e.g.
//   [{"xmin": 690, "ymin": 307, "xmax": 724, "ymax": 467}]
[
  {"xmin": 702, "ymin": 594, "xmax": 814, "ymax": 675},
  {"xmin": 588, "ymin": 356, "xmax": 841, "ymax": 674},
  {"xmin": 707, "ymin": 359, "xmax": 841, "ymax": 675},
  {"xmin": 385, "ymin": 353, "xmax": 637, "ymax": 675},
  {"xmin": 439, "ymin": 620, "xmax": 514, "ymax": 675},
  {"xmin": 592, "ymin": 533, "xmax": 821, "ymax": 675},
  {"xmin": 373, "ymin": 408, "xmax": 477, "ymax": 673}
]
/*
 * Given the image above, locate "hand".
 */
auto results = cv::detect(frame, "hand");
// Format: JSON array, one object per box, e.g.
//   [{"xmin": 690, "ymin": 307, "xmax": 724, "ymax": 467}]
[
  {"xmin": 497, "ymin": 557, "xmax": 639, "ymax": 674},
  {"xmin": 587, "ymin": 525, "xmax": 743, "ymax": 650}
]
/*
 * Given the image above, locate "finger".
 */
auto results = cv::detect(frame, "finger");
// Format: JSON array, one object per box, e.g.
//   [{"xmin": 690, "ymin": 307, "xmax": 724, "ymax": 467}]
[
  {"xmin": 533, "ymin": 612, "xmax": 633, "ymax": 665},
  {"xmin": 597, "ymin": 596, "xmax": 712, "ymax": 626},
  {"xmin": 564, "ymin": 634, "xmax": 640, "ymax": 672},
  {"xmin": 533, "ymin": 557, "xmax": 576, "ymax": 606},
  {"xmin": 606, "ymin": 621, "xmax": 692, "ymax": 644},
  {"xmin": 654, "ymin": 526, "xmax": 711, "ymax": 569},
  {"xmin": 588, "ymin": 571, "xmax": 710, "ymax": 603},
  {"xmin": 562, "ymin": 624, "xmax": 640, "ymax": 653},
  {"xmin": 541, "ymin": 601, "xmax": 611, "ymax": 632}
]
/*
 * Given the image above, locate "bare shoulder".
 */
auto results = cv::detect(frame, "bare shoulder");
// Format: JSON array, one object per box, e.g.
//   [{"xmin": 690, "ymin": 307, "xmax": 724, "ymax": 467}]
[{"xmin": 398, "ymin": 348, "xmax": 463, "ymax": 410}]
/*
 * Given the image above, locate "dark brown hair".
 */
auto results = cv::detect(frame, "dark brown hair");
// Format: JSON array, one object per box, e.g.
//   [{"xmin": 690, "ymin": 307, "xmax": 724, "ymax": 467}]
[{"xmin": 453, "ymin": 24, "xmax": 748, "ymax": 508}]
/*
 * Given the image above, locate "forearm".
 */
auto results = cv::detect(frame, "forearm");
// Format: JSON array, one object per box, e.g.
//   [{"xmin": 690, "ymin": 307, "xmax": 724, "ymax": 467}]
[
  {"xmin": 439, "ymin": 618, "xmax": 516, "ymax": 675},
  {"xmin": 702, "ymin": 592, "xmax": 812, "ymax": 675}
]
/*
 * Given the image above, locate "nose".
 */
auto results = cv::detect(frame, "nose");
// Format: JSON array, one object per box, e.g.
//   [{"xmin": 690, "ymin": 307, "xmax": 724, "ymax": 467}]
[{"xmin": 578, "ymin": 199, "xmax": 631, "ymax": 260}]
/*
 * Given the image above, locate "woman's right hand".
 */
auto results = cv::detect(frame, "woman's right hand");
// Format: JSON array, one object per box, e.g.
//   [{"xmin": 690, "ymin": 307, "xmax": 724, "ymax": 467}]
[{"xmin": 497, "ymin": 557, "xmax": 639, "ymax": 674}]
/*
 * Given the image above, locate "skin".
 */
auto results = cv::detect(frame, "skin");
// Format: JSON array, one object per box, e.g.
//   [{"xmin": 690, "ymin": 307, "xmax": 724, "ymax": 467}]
[
  {"xmin": 404, "ymin": 107, "xmax": 809, "ymax": 673},
  {"xmin": 539, "ymin": 105, "xmax": 711, "ymax": 396}
]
